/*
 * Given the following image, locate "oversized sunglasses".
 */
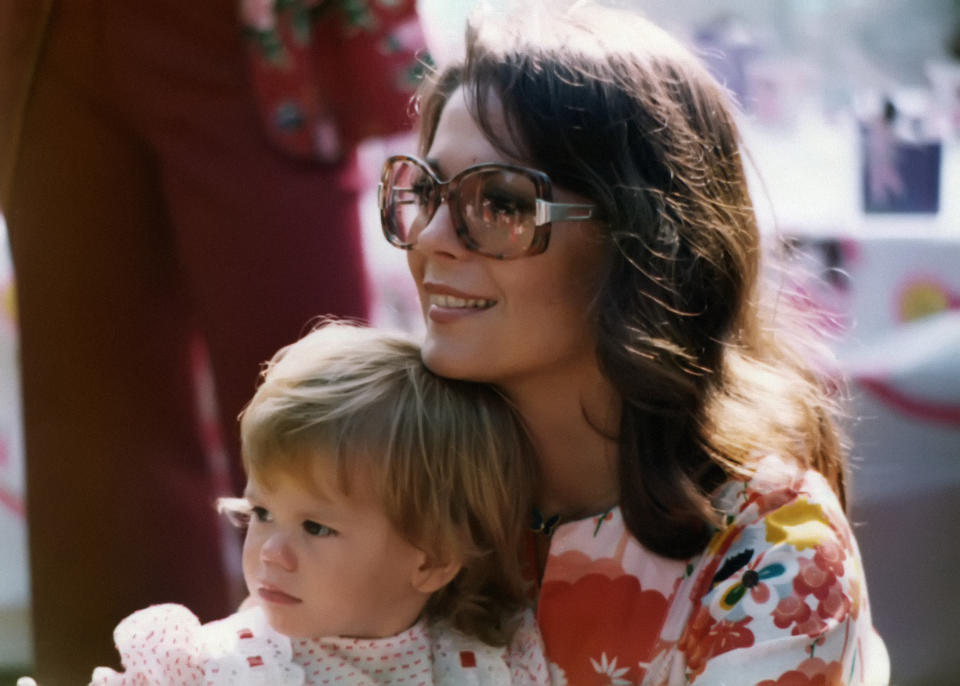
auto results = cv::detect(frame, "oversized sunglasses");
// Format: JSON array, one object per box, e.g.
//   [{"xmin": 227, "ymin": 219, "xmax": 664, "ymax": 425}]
[{"xmin": 378, "ymin": 155, "xmax": 597, "ymax": 259}]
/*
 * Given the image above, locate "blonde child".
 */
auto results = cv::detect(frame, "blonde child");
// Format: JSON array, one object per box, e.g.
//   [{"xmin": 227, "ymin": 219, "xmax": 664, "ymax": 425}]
[{"xmin": 26, "ymin": 322, "xmax": 548, "ymax": 685}]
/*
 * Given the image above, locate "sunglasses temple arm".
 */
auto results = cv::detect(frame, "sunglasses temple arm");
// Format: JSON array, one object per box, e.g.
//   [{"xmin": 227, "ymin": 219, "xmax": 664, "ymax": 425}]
[{"xmin": 535, "ymin": 199, "xmax": 596, "ymax": 225}]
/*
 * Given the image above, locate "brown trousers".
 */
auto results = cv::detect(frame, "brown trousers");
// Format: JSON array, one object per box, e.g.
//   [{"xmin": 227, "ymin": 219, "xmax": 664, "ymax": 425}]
[{"xmin": 3, "ymin": 1, "xmax": 369, "ymax": 681}]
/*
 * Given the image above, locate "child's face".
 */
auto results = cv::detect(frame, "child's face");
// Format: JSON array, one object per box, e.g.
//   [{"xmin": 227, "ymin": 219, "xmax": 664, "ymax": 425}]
[{"xmin": 241, "ymin": 457, "xmax": 432, "ymax": 639}]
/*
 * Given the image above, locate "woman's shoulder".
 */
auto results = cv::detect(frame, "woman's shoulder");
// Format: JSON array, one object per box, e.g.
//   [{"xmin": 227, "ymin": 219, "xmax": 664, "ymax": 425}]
[
  {"xmin": 692, "ymin": 453, "xmax": 867, "ymax": 635},
  {"xmin": 666, "ymin": 454, "xmax": 889, "ymax": 685},
  {"xmin": 712, "ymin": 453, "xmax": 845, "ymax": 522}
]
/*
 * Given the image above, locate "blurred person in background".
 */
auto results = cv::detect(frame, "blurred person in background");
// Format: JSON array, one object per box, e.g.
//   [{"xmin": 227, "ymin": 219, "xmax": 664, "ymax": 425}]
[{"xmin": 0, "ymin": 0, "xmax": 424, "ymax": 682}]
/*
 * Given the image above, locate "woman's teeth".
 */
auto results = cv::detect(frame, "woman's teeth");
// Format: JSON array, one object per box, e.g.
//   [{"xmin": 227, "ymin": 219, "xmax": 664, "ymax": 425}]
[{"xmin": 429, "ymin": 294, "xmax": 495, "ymax": 309}]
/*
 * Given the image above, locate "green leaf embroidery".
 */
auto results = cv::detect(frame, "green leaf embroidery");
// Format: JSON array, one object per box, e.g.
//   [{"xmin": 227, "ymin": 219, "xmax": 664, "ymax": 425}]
[
  {"xmin": 291, "ymin": 6, "xmax": 312, "ymax": 44},
  {"xmin": 244, "ymin": 27, "xmax": 288, "ymax": 66},
  {"xmin": 341, "ymin": 0, "xmax": 377, "ymax": 31}
]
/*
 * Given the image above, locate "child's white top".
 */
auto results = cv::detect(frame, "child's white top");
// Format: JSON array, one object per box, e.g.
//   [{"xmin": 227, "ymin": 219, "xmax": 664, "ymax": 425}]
[{"xmin": 89, "ymin": 603, "xmax": 549, "ymax": 686}]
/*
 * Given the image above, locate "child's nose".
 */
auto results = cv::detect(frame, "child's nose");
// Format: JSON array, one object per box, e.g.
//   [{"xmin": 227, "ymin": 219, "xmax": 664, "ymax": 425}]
[{"xmin": 260, "ymin": 532, "xmax": 296, "ymax": 571}]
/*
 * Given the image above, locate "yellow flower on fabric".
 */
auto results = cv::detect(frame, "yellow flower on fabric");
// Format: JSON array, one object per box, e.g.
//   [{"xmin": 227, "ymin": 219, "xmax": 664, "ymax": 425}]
[{"xmin": 764, "ymin": 498, "xmax": 832, "ymax": 550}]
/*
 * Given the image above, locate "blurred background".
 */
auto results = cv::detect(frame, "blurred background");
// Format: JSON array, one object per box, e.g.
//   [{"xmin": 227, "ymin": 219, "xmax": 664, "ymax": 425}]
[{"xmin": 2, "ymin": 0, "xmax": 959, "ymax": 684}]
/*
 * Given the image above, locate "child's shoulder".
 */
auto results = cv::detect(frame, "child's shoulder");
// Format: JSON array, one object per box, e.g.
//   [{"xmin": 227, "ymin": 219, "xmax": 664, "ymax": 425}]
[
  {"xmin": 429, "ymin": 609, "xmax": 550, "ymax": 686},
  {"xmin": 199, "ymin": 605, "xmax": 303, "ymax": 685}
]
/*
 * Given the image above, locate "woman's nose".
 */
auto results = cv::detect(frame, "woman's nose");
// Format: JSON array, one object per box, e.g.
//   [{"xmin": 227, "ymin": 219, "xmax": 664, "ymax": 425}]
[
  {"xmin": 260, "ymin": 532, "xmax": 296, "ymax": 571},
  {"xmin": 413, "ymin": 199, "xmax": 466, "ymax": 258}
]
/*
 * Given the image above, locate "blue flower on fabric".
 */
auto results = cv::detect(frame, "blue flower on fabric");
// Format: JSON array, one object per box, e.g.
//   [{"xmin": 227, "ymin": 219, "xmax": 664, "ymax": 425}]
[{"xmin": 709, "ymin": 547, "xmax": 798, "ymax": 621}]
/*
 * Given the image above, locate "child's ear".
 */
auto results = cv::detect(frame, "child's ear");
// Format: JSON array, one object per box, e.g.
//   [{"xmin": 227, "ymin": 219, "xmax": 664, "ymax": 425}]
[{"xmin": 410, "ymin": 553, "xmax": 462, "ymax": 594}]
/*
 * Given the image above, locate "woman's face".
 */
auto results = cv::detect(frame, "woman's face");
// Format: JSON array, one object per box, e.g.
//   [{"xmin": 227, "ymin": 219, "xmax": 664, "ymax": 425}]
[{"xmin": 406, "ymin": 87, "xmax": 608, "ymax": 389}]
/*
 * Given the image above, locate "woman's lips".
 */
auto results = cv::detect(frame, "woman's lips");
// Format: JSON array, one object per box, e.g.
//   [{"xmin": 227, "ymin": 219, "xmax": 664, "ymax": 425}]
[
  {"xmin": 423, "ymin": 289, "xmax": 496, "ymax": 324},
  {"xmin": 427, "ymin": 301, "xmax": 495, "ymax": 324},
  {"xmin": 258, "ymin": 586, "xmax": 302, "ymax": 605}
]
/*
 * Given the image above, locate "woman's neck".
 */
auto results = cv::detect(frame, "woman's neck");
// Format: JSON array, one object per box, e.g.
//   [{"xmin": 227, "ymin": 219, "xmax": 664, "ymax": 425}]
[{"xmin": 503, "ymin": 361, "xmax": 621, "ymax": 521}]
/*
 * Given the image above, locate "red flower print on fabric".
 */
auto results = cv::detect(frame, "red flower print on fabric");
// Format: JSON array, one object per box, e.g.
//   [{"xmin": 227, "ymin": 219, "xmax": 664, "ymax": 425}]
[
  {"xmin": 539, "ymin": 573, "xmax": 668, "ymax": 685},
  {"xmin": 773, "ymin": 593, "xmax": 829, "ymax": 638},
  {"xmin": 772, "ymin": 548, "xmax": 853, "ymax": 639},
  {"xmin": 679, "ymin": 604, "xmax": 755, "ymax": 678},
  {"xmin": 773, "ymin": 594, "xmax": 812, "ymax": 629},
  {"xmin": 817, "ymin": 583, "xmax": 852, "ymax": 623},
  {"xmin": 813, "ymin": 540, "xmax": 846, "ymax": 578},
  {"xmin": 794, "ymin": 556, "xmax": 831, "ymax": 597},
  {"xmin": 796, "ymin": 555, "xmax": 852, "ymax": 623},
  {"xmin": 750, "ymin": 487, "xmax": 799, "ymax": 519},
  {"xmin": 754, "ymin": 657, "xmax": 844, "ymax": 686}
]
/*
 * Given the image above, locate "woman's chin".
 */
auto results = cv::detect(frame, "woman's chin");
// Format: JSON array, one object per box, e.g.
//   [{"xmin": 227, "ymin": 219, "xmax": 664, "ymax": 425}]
[
  {"xmin": 420, "ymin": 339, "xmax": 487, "ymax": 382},
  {"xmin": 421, "ymin": 349, "xmax": 468, "ymax": 380}
]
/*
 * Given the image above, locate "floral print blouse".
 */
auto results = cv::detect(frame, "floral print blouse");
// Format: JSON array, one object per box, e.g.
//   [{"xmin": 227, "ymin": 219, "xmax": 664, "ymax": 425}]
[{"xmin": 535, "ymin": 455, "xmax": 889, "ymax": 685}]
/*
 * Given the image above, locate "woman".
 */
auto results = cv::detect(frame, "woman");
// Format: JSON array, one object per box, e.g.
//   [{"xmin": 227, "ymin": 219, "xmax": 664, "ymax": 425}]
[{"xmin": 378, "ymin": 3, "xmax": 889, "ymax": 685}]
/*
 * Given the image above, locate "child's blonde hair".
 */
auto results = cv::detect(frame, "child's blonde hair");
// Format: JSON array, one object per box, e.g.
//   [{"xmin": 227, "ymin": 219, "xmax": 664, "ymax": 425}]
[{"xmin": 239, "ymin": 320, "xmax": 536, "ymax": 645}]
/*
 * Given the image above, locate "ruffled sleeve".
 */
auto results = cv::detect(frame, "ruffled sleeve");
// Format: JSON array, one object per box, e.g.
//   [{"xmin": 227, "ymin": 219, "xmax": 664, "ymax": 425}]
[
  {"xmin": 657, "ymin": 455, "xmax": 889, "ymax": 685},
  {"xmin": 88, "ymin": 604, "xmax": 304, "ymax": 686},
  {"xmin": 90, "ymin": 604, "xmax": 206, "ymax": 686}
]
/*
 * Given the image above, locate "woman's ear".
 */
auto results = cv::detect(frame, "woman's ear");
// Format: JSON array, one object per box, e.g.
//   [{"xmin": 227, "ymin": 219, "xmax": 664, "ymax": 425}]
[{"xmin": 410, "ymin": 553, "xmax": 462, "ymax": 594}]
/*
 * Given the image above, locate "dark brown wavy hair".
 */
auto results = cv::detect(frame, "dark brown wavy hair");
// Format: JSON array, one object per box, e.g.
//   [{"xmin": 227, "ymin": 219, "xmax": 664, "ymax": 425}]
[{"xmin": 415, "ymin": 3, "xmax": 847, "ymax": 559}]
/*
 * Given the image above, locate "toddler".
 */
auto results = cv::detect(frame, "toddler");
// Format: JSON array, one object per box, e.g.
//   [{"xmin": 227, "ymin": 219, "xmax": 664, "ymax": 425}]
[{"xmin": 28, "ymin": 322, "xmax": 548, "ymax": 685}]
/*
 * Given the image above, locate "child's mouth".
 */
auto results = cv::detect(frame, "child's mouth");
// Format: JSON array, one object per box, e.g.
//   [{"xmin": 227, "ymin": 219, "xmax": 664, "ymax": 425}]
[{"xmin": 258, "ymin": 586, "xmax": 302, "ymax": 605}]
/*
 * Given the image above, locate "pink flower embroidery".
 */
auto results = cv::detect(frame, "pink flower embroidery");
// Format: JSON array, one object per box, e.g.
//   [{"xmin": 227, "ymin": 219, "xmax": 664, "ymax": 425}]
[{"xmin": 241, "ymin": 0, "xmax": 277, "ymax": 32}]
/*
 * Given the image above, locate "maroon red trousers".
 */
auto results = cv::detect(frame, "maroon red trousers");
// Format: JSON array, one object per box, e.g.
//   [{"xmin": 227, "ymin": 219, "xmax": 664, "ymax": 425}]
[{"xmin": 3, "ymin": 1, "xmax": 376, "ymax": 681}]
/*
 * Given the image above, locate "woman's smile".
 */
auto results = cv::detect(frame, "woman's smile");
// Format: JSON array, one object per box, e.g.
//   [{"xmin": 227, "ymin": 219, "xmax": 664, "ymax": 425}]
[
  {"xmin": 427, "ymin": 294, "xmax": 496, "ymax": 309},
  {"xmin": 423, "ymin": 282, "xmax": 497, "ymax": 322}
]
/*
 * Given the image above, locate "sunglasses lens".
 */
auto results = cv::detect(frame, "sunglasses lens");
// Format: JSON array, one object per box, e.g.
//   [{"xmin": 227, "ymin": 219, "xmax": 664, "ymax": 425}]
[
  {"xmin": 384, "ymin": 159, "xmax": 435, "ymax": 246},
  {"xmin": 458, "ymin": 169, "xmax": 539, "ymax": 258}
]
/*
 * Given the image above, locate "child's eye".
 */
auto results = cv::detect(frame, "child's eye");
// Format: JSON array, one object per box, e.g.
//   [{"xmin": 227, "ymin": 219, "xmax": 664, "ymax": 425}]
[
  {"xmin": 303, "ymin": 520, "xmax": 336, "ymax": 537},
  {"xmin": 252, "ymin": 506, "xmax": 271, "ymax": 523}
]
